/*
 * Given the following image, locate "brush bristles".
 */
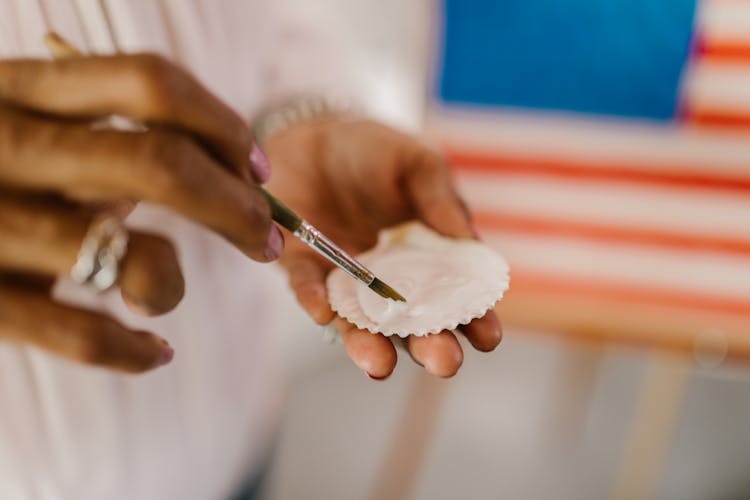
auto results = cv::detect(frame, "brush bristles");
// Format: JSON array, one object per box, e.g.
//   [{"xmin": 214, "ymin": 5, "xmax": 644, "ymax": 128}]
[{"xmin": 369, "ymin": 277, "xmax": 406, "ymax": 302}]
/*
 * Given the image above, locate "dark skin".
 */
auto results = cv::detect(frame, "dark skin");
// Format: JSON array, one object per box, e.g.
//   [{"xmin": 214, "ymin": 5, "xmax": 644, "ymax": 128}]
[
  {"xmin": 0, "ymin": 52, "xmax": 501, "ymax": 377},
  {"xmin": 0, "ymin": 54, "xmax": 278, "ymax": 372}
]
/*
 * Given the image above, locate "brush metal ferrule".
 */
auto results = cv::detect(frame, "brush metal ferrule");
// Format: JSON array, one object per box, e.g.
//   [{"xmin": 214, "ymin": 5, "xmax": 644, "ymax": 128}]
[{"xmin": 294, "ymin": 220, "xmax": 375, "ymax": 285}]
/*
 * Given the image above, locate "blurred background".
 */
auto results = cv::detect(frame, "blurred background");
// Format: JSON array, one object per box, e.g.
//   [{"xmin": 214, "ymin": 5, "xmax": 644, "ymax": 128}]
[
  {"xmin": 261, "ymin": 0, "xmax": 750, "ymax": 499},
  {"xmin": 6, "ymin": 0, "xmax": 748, "ymax": 498}
]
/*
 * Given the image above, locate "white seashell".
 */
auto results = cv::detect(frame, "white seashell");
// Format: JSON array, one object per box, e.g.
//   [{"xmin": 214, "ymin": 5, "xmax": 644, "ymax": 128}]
[{"xmin": 326, "ymin": 222, "xmax": 510, "ymax": 337}]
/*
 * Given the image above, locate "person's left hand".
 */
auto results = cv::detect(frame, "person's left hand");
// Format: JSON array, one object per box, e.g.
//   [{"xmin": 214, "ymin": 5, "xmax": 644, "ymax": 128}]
[{"xmin": 263, "ymin": 115, "xmax": 502, "ymax": 379}]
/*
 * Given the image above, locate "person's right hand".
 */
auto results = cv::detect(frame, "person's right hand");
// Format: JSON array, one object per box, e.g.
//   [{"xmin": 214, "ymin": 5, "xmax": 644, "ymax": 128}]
[{"xmin": 0, "ymin": 53, "xmax": 283, "ymax": 373}]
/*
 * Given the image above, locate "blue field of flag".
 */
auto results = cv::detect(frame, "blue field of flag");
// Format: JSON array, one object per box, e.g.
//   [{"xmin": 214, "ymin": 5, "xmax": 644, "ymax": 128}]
[{"xmin": 438, "ymin": 0, "xmax": 698, "ymax": 121}]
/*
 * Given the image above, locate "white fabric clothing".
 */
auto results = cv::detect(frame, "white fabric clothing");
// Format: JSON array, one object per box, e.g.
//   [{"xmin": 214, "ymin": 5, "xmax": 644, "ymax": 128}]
[
  {"xmin": 0, "ymin": 1, "xmax": 430, "ymax": 498},
  {"xmin": 0, "ymin": 1, "xmax": 356, "ymax": 498}
]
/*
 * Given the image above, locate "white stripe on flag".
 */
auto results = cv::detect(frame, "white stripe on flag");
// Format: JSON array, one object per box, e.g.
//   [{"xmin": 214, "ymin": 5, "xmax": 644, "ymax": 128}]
[
  {"xmin": 429, "ymin": 108, "xmax": 750, "ymax": 178},
  {"xmin": 483, "ymin": 232, "xmax": 750, "ymax": 301},
  {"xmin": 457, "ymin": 172, "xmax": 750, "ymax": 240},
  {"xmin": 685, "ymin": 61, "xmax": 750, "ymax": 113},
  {"xmin": 698, "ymin": 0, "xmax": 750, "ymax": 44}
]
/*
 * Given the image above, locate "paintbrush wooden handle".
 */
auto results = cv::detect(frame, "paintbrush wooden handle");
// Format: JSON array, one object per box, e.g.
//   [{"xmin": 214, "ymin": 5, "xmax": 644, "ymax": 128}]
[{"xmin": 259, "ymin": 188, "xmax": 302, "ymax": 233}]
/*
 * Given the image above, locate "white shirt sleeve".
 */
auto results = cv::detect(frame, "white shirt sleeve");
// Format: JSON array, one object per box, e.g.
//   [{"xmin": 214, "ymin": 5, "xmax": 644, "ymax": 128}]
[{"xmin": 249, "ymin": 0, "xmax": 432, "ymax": 131}]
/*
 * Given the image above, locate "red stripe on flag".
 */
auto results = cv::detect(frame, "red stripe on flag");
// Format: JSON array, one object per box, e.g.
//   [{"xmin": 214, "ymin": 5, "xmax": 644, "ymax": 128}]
[
  {"xmin": 685, "ymin": 109, "xmax": 750, "ymax": 130},
  {"xmin": 444, "ymin": 147, "xmax": 750, "ymax": 193},
  {"xmin": 509, "ymin": 269, "xmax": 750, "ymax": 318},
  {"xmin": 688, "ymin": 37, "xmax": 750, "ymax": 130},
  {"xmin": 696, "ymin": 38, "xmax": 750, "ymax": 64},
  {"xmin": 473, "ymin": 211, "xmax": 750, "ymax": 258}
]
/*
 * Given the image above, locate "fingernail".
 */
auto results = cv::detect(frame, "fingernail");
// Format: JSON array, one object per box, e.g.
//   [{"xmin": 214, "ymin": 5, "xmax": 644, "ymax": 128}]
[
  {"xmin": 367, "ymin": 372, "xmax": 387, "ymax": 381},
  {"xmin": 153, "ymin": 341, "xmax": 174, "ymax": 368},
  {"xmin": 264, "ymin": 224, "xmax": 284, "ymax": 260},
  {"xmin": 249, "ymin": 144, "xmax": 271, "ymax": 183}
]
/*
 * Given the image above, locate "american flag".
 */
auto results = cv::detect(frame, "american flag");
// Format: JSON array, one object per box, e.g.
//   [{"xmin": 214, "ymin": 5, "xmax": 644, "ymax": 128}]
[{"xmin": 428, "ymin": 0, "xmax": 750, "ymax": 358}]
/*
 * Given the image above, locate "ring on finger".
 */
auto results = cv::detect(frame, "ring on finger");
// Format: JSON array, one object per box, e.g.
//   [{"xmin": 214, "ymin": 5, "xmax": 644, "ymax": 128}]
[{"xmin": 70, "ymin": 213, "xmax": 129, "ymax": 292}]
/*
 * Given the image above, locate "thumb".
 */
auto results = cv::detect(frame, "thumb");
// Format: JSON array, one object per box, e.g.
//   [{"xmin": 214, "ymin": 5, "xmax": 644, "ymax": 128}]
[{"xmin": 403, "ymin": 148, "xmax": 475, "ymax": 239}]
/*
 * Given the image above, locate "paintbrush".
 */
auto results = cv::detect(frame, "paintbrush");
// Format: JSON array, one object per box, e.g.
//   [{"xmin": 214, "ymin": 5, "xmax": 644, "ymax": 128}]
[
  {"xmin": 44, "ymin": 33, "xmax": 406, "ymax": 302},
  {"xmin": 260, "ymin": 191, "xmax": 405, "ymax": 301}
]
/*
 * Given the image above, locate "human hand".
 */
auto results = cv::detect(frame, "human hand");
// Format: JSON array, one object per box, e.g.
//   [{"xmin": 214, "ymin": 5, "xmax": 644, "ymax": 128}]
[
  {"xmin": 264, "ymin": 116, "xmax": 502, "ymax": 379},
  {"xmin": 0, "ymin": 53, "xmax": 283, "ymax": 372}
]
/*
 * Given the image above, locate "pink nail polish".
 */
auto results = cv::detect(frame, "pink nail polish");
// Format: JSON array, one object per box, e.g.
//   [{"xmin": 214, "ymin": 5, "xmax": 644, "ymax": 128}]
[
  {"xmin": 153, "ymin": 342, "xmax": 174, "ymax": 368},
  {"xmin": 249, "ymin": 144, "xmax": 271, "ymax": 184},
  {"xmin": 264, "ymin": 224, "xmax": 284, "ymax": 260}
]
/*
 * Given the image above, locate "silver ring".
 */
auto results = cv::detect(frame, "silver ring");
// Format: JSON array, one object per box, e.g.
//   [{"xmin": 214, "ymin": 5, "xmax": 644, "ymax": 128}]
[{"xmin": 70, "ymin": 214, "xmax": 129, "ymax": 292}]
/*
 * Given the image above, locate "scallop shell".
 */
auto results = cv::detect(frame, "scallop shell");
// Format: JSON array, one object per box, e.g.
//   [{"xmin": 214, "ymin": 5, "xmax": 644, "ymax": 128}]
[{"xmin": 326, "ymin": 222, "xmax": 510, "ymax": 337}]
